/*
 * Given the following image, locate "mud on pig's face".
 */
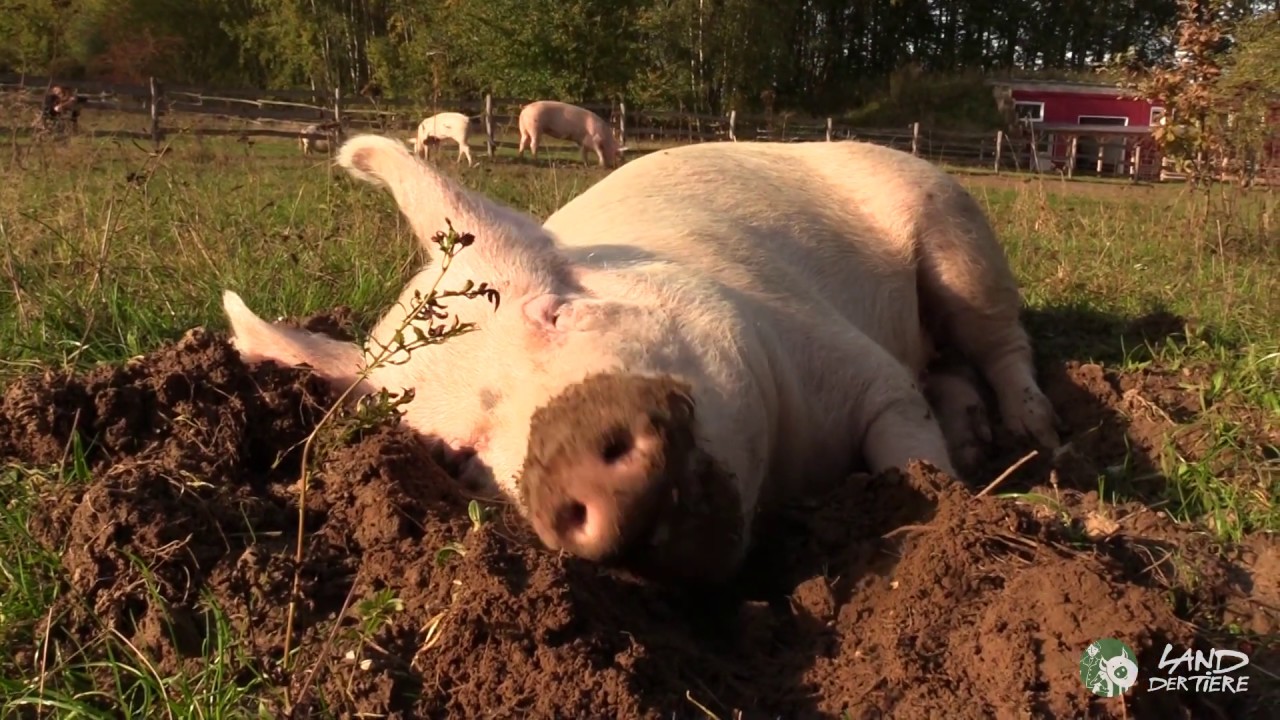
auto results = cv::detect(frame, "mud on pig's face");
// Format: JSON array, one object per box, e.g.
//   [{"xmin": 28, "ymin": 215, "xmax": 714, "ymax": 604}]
[{"xmin": 520, "ymin": 372, "xmax": 747, "ymax": 585}]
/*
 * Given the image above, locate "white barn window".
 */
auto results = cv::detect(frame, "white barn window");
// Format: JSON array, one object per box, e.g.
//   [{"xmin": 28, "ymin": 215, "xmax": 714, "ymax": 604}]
[
  {"xmin": 1014, "ymin": 101, "xmax": 1044, "ymax": 122},
  {"xmin": 1078, "ymin": 115, "xmax": 1128, "ymax": 126}
]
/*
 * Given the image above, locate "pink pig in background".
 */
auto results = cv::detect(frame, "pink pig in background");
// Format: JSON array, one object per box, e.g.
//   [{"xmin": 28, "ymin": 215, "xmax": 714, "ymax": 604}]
[
  {"xmin": 221, "ymin": 135, "xmax": 1060, "ymax": 584},
  {"xmin": 517, "ymin": 100, "xmax": 626, "ymax": 168}
]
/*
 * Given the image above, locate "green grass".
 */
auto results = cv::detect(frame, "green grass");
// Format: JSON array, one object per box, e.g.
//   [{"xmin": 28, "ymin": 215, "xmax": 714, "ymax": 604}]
[
  {"xmin": 0, "ymin": 133, "xmax": 611, "ymax": 374},
  {"xmin": 962, "ymin": 174, "xmax": 1279, "ymax": 539},
  {"xmin": 1, "ymin": 130, "xmax": 1277, "ymax": 715}
]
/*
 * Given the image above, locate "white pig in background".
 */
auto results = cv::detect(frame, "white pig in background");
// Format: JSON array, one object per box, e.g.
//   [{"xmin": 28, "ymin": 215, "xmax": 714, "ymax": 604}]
[
  {"xmin": 517, "ymin": 100, "xmax": 626, "ymax": 168},
  {"xmin": 299, "ymin": 122, "xmax": 343, "ymax": 155},
  {"xmin": 413, "ymin": 112, "xmax": 476, "ymax": 167},
  {"xmin": 221, "ymin": 135, "xmax": 1060, "ymax": 584}
]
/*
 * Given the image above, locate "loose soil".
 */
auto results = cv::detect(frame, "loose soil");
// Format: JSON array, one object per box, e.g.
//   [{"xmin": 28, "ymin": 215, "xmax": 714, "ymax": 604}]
[{"xmin": 1, "ymin": 314, "xmax": 1276, "ymax": 719}]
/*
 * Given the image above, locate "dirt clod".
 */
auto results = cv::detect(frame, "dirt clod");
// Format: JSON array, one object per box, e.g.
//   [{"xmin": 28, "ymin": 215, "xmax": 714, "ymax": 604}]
[{"xmin": 1, "ymin": 322, "xmax": 1275, "ymax": 719}]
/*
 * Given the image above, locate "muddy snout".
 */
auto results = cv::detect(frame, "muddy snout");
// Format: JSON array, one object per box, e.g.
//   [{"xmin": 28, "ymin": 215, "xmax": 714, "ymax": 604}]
[{"xmin": 520, "ymin": 373, "xmax": 698, "ymax": 567}]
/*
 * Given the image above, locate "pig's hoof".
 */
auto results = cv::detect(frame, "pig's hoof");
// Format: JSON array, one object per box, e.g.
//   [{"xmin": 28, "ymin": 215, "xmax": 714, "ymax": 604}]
[{"xmin": 1001, "ymin": 387, "xmax": 1061, "ymax": 451}]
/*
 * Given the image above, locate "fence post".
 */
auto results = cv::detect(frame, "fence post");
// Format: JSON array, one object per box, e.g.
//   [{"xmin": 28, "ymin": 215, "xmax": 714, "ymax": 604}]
[
  {"xmin": 826, "ymin": 117, "xmax": 833, "ymax": 142},
  {"xmin": 729, "ymin": 110, "xmax": 737, "ymax": 142},
  {"xmin": 484, "ymin": 93, "xmax": 495, "ymax": 158},
  {"xmin": 1067, "ymin": 135, "xmax": 1079, "ymax": 178},
  {"xmin": 994, "ymin": 130, "xmax": 1003, "ymax": 174},
  {"xmin": 1132, "ymin": 143, "xmax": 1143, "ymax": 182},
  {"xmin": 910, "ymin": 121, "xmax": 920, "ymax": 156},
  {"xmin": 148, "ymin": 77, "xmax": 163, "ymax": 150},
  {"xmin": 332, "ymin": 86, "xmax": 342, "ymax": 126},
  {"xmin": 618, "ymin": 100, "xmax": 627, "ymax": 146}
]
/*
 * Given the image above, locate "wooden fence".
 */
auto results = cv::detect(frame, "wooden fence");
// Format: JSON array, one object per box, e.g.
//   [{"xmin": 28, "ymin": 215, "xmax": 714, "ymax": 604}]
[{"xmin": 3, "ymin": 73, "xmax": 1275, "ymax": 184}]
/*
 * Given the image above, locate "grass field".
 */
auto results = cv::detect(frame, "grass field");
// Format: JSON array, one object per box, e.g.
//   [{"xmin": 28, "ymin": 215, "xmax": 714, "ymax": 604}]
[{"xmin": 1, "ymin": 131, "xmax": 1277, "ymax": 717}]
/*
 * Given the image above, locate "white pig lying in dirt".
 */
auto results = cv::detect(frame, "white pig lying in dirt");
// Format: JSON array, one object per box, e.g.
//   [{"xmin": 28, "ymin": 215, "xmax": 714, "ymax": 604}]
[
  {"xmin": 517, "ymin": 100, "xmax": 626, "ymax": 168},
  {"xmin": 221, "ymin": 135, "xmax": 1060, "ymax": 584},
  {"xmin": 413, "ymin": 112, "xmax": 475, "ymax": 167}
]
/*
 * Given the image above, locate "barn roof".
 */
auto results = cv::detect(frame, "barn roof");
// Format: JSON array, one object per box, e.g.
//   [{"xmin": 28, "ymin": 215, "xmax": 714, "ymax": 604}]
[{"xmin": 986, "ymin": 78, "xmax": 1137, "ymax": 97}]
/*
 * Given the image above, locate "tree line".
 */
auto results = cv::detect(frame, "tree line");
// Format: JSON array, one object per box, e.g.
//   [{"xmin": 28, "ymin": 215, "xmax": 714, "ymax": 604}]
[{"xmin": 1, "ymin": 0, "xmax": 1276, "ymax": 117}]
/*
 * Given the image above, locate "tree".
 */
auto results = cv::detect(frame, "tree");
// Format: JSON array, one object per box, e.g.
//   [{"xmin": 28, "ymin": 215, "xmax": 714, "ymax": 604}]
[
  {"xmin": 1218, "ymin": 9, "xmax": 1280, "ymax": 183},
  {"xmin": 1121, "ymin": 0, "xmax": 1278, "ymax": 184},
  {"xmin": 8, "ymin": 0, "xmax": 1272, "ymax": 122},
  {"xmin": 442, "ymin": 0, "xmax": 644, "ymax": 102},
  {"xmin": 1219, "ymin": 10, "xmax": 1280, "ymax": 112}
]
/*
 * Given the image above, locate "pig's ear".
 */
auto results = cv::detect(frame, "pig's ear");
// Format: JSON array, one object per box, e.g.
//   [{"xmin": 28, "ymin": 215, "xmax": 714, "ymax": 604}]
[
  {"xmin": 335, "ymin": 134, "xmax": 576, "ymax": 295},
  {"xmin": 221, "ymin": 291, "xmax": 372, "ymax": 396}
]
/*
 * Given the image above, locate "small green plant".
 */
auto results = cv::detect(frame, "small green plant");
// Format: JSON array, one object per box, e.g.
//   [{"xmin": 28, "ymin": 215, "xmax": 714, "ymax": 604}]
[
  {"xmin": 347, "ymin": 588, "xmax": 405, "ymax": 668},
  {"xmin": 310, "ymin": 385, "xmax": 418, "ymax": 463},
  {"xmin": 997, "ymin": 491, "xmax": 1094, "ymax": 546},
  {"xmin": 281, "ymin": 218, "xmax": 500, "ymax": 667},
  {"xmin": 434, "ymin": 541, "xmax": 467, "ymax": 567},
  {"xmin": 354, "ymin": 588, "xmax": 405, "ymax": 639},
  {"xmin": 428, "ymin": 500, "xmax": 491, "ymax": 572},
  {"xmin": 368, "ymin": 227, "xmax": 500, "ymax": 364},
  {"xmin": 317, "ymin": 587, "xmax": 409, "ymax": 695},
  {"xmin": 64, "ymin": 430, "xmax": 94, "ymax": 485},
  {"xmin": 346, "ymin": 387, "xmax": 417, "ymax": 436},
  {"xmin": 467, "ymin": 499, "xmax": 492, "ymax": 530}
]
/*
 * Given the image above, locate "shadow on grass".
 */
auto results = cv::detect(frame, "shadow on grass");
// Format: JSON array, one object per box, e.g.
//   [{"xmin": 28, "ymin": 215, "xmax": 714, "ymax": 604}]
[{"xmin": 1022, "ymin": 302, "xmax": 1236, "ymax": 367}]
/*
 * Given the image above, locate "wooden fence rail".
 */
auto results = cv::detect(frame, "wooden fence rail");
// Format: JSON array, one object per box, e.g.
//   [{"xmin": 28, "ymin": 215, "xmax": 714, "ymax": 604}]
[{"xmin": 4, "ymin": 73, "xmax": 1276, "ymax": 184}]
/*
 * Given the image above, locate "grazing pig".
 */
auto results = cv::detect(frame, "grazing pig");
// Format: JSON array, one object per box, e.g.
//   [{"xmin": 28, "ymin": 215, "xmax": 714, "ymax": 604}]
[
  {"xmin": 517, "ymin": 100, "xmax": 625, "ymax": 168},
  {"xmin": 299, "ymin": 121, "xmax": 343, "ymax": 156},
  {"xmin": 413, "ymin": 111, "xmax": 475, "ymax": 167},
  {"xmin": 221, "ymin": 135, "xmax": 1060, "ymax": 584}
]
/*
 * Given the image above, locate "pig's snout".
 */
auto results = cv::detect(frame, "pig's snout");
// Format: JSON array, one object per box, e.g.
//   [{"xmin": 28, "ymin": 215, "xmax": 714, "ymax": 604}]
[
  {"xmin": 522, "ymin": 373, "xmax": 750, "ymax": 585},
  {"xmin": 521, "ymin": 373, "xmax": 697, "ymax": 567},
  {"xmin": 522, "ymin": 375, "xmax": 692, "ymax": 561},
  {"xmin": 534, "ymin": 418, "xmax": 673, "ymax": 562}
]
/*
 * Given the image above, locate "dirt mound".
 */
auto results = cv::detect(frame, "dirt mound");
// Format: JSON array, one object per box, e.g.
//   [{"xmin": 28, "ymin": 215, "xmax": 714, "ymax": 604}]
[{"xmin": 1, "ymin": 328, "xmax": 1275, "ymax": 719}]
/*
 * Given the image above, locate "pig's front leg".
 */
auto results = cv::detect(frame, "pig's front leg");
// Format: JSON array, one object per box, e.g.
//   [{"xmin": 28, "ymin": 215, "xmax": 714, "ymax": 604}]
[{"xmin": 860, "ymin": 386, "xmax": 960, "ymax": 480}]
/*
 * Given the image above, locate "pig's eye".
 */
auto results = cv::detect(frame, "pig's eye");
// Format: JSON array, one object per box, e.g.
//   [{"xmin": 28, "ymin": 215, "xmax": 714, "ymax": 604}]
[
  {"xmin": 601, "ymin": 427, "xmax": 634, "ymax": 464},
  {"xmin": 549, "ymin": 300, "xmax": 573, "ymax": 329}
]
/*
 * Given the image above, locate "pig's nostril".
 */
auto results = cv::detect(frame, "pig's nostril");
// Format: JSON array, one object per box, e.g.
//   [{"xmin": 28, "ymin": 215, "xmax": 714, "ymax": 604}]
[
  {"xmin": 554, "ymin": 500, "xmax": 589, "ymax": 537},
  {"xmin": 601, "ymin": 428, "xmax": 634, "ymax": 464}
]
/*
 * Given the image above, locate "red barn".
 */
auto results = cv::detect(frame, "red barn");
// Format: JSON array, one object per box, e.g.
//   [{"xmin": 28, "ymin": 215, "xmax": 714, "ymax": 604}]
[
  {"xmin": 988, "ymin": 78, "xmax": 1165, "ymax": 180},
  {"xmin": 1265, "ymin": 106, "xmax": 1280, "ymax": 177},
  {"xmin": 989, "ymin": 78, "xmax": 1280, "ymax": 183},
  {"xmin": 996, "ymin": 78, "xmax": 1163, "ymax": 126}
]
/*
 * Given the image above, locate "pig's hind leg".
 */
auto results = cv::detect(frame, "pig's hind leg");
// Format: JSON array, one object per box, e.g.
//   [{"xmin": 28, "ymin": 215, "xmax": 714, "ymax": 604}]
[
  {"xmin": 524, "ymin": 129, "xmax": 541, "ymax": 161},
  {"xmin": 915, "ymin": 194, "xmax": 1061, "ymax": 453},
  {"xmin": 517, "ymin": 128, "xmax": 530, "ymax": 159},
  {"xmin": 921, "ymin": 358, "xmax": 994, "ymax": 477}
]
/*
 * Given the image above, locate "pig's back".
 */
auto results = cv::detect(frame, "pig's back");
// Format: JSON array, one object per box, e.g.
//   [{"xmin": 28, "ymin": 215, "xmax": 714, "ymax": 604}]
[
  {"xmin": 542, "ymin": 141, "xmax": 957, "ymax": 367},
  {"xmin": 427, "ymin": 112, "xmax": 466, "ymax": 129}
]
